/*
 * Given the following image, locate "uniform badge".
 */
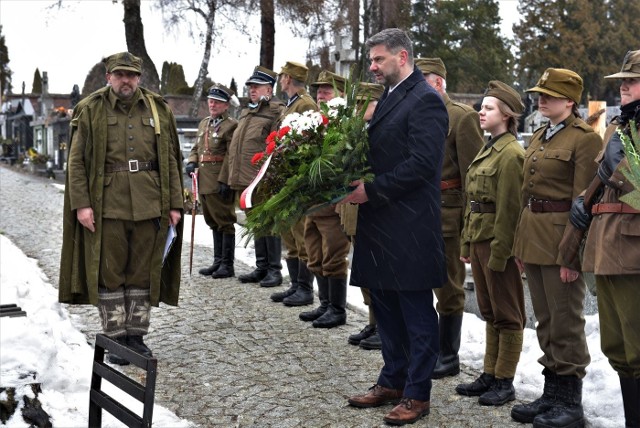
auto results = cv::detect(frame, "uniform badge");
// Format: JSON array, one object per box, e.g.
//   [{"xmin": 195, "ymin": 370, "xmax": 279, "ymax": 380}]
[
  {"xmin": 149, "ymin": 118, "xmax": 155, "ymax": 128},
  {"xmin": 539, "ymin": 71, "xmax": 549, "ymax": 86}
]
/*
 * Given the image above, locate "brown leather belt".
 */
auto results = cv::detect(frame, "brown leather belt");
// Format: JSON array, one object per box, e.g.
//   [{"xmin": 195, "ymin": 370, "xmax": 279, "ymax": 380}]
[
  {"xmin": 105, "ymin": 160, "xmax": 158, "ymax": 173},
  {"xmin": 441, "ymin": 177, "xmax": 462, "ymax": 191},
  {"xmin": 469, "ymin": 201, "xmax": 496, "ymax": 213},
  {"xmin": 592, "ymin": 202, "xmax": 640, "ymax": 215},
  {"xmin": 528, "ymin": 198, "xmax": 572, "ymax": 213},
  {"xmin": 199, "ymin": 154, "xmax": 225, "ymax": 163}
]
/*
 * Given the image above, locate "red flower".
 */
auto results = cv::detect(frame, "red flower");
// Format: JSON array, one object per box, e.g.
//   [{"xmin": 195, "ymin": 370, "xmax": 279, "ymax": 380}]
[
  {"xmin": 321, "ymin": 115, "xmax": 329, "ymax": 125},
  {"xmin": 251, "ymin": 152, "xmax": 264, "ymax": 165},
  {"xmin": 278, "ymin": 126, "xmax": 291, "ymax": 139},
  {"xmin": 266, "ymin": 131, "xmax": 277, "ymax": 144},
  {"xmin": 266, "ymin": 140, "xmax": 276, "ymax": 154}
]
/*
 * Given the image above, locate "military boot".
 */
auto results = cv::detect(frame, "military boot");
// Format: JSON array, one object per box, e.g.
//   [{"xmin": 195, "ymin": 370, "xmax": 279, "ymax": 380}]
[
  {"xmin": 259, "ymin": 236, "xmax": 283, "ymax": 287},
  {"xmin": 511, "ymin": 369, "xmax": 558, "ymax": 423},
  {"xmin": 533, "ymin": 376, "xmax": 584, "ymax": 428},
  {"xmin": 107, "ymin": 336, "xmax": 130, "ymax": 365},
  {"xmin": 238, "ymin": 236, "xmax": 268, "ymax": 283},
  {"xmin": 270, "ymin": 258, "xmax": 299, "ymax": 302},
  {"xmin": 432, "ymin": 314, "xmax": 463, "ymax": 379},
  {"xmin": 312, "ymin": 277, "xmax": 347, "ymax": 328},
  {"xmin": 282, "ymin": 259, "xmax": 314, "ymax": 306},
  {"xmin": 299, "ymin": 275, "xmax": 329, "ymax": 321},
  {"xmin": 199, "ymin": 230, "xmax": 222, "ymax": 276},
  {"xmin": 211, "ymin": 233, "xmax": 235, "ymax": 278},
  {"xmin": 478, "ymin": 377, "xmax": 515, "ymax": 406},
  {"xmin": 619, "ymin": 376, "xmax": 640, "ymax": 427}
]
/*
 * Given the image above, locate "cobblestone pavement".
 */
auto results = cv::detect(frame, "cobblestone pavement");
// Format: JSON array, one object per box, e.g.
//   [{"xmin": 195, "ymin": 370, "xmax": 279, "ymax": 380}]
[{"xmin": 1, "ymin": 165, "xmax": 536, "ymax": 427}]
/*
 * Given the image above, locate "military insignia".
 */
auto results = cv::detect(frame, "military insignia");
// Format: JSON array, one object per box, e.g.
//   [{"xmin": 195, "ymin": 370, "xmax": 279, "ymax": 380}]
[
  {"xmin": 149, "ymin": 118, "xmax": 155, "ymax": 128},
  {"xmin": 539, "ymin": 71, "xmax": 549, "ymax": 86}
]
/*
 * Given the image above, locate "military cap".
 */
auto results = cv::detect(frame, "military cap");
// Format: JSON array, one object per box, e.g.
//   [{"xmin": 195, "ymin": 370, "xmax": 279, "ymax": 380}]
[
  {"xmin": 103, "ymin": 52, "xmax": 143, "ymax": 74},
  {"xmin": 245, "ymin": 65, "xmax": 277, "ymax": 86},
  {"xmin": 356, "ymin": 82, "xmax": 385, "ymax": 101},
  {"xmin": 414, "ymin": 57, "xmax": 447, "ymax": 79},
  {"xmin": 311, "ymin": 70, "xmax": 346, "ymax": 93},
  {"xmin": 280, "ymin": 61, "xmax": 308, "ymax": 82},
  {"xmin": 207, "ymin": 83, "xmax": 234, "ymax": 102},
  {"xmin": 484, "ymin": 80, "xmax": 524, "ymax": 114},
  {"xmin": 605, "ymin": 50, "xmax": 640, "ymax": 79},
  {"xmin": 526, "ymin": 68, "xmax": 583, "ymax": 104}
]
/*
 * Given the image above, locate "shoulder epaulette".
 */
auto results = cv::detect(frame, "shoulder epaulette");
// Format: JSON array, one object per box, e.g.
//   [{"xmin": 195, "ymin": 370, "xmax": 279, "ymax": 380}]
[{"xmin": 571, "ymin": 119, "xmax": 594, "ymax": 132}]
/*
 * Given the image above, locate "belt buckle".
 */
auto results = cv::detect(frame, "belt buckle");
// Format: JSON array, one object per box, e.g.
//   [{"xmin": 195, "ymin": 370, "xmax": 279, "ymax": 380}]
[
  {"xmin": 528, "ymin": 197, "xmax": 535, "ymax": 210},
  {"xmin": 470, "ymin": 200, "xmax": 478, "ymax": 212},
  {"xmin": 128, "ymin": 159, "xmax": 139, "ymax": 172}
]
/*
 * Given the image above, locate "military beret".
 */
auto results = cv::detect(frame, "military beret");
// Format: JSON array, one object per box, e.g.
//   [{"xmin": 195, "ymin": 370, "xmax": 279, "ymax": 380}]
[
  {"xmin": 103, "ymin": 52, "xmax": 143, "ymax": 74},
  {"xmin": 356, "ymin": 82, "xmax": 385, "ymax": 101},
  {"xmin": 245, "ymin": 65, "xmax": 277, "ymax": 86},
  {"xmin": 414, "ymin": 57, "xmax": 447, "ymax": 79},
  {"xmin": 526, "ymin": 68, "xmax": 583, "ymax": 104},
  {"xmin": 605, "ymin": 50, "xmax": 640, "ymax": 80},
  {"xmin": 280, "ymin": 61, "xmax": 308, "ymax": 82},
  {"xmin": 311, "ymin": 70, "xmax": 346, "ymax": 93},
  {"xmin": 207, "ymin": 83, "xmax": 234, "ymax": 102},
  {"xmin": 484, "ymin": 80, "xmax": 524, "ymax": 114}
]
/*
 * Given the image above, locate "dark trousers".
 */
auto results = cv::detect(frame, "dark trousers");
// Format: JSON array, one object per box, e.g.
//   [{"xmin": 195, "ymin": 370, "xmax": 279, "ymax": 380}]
[{"xmin": 369, "ymin": 288, "xmax": 438, "ymax": 401}]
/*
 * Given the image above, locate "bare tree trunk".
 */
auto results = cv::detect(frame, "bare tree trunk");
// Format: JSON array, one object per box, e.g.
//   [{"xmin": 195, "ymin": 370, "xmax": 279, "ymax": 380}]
[
  {"xmin": 122, "ymin": 0, "xmax": 160, "ymax": 92},
  {"xmin": 260, "ymin": 0, "xmax": 275, "ymax": 69},
  {"xmin": 189, "ymin": 1, "xmax": 217, "ymax": 118}
]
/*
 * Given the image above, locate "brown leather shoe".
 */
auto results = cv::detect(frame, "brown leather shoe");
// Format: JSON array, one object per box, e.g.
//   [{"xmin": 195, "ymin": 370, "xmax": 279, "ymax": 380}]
[
  {"xmin": 383, "ymin": 398, "xmax": 430, "ymax": 425},
  {"xmin": 348, "ymin": 384, "xmax": 403, "ymax": 408}
]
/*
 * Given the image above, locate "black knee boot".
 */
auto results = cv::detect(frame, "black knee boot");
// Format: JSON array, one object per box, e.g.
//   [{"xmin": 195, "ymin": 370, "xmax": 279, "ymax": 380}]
[
  {"xmin": 211, "ymin": 233, "xmax": 235, "ymax": 278},
  {"xmin": 432, "ymin": 314, "xmax": 463, "ymax": 379},
  {"xmin": 620, "ymin": 376, "xmax": 640, "ymax": 427},
  {"xmin": 313, "ymin": 277, "xmax": 347, "ymax": 328},
  {"xmin": 260, "ymin": 236, "xmax": 283, "ymax": 287},
  {"xmin": 271, "ymin": 258, "xmax": 299, "ymax": 302},
  {"xmin": 238, "ymin": 236, "xmax": 268, "ymax": 283},
  {"xmin": 282, "ymin": 259, "xmax": 314, "ymax": 306},
  {"xmin": 299, "ymin": 275, "xmax": 329, "ymax": 321},
  {"xmin": 199, "ymin": 230, "xmax": 222, "ymax": 276}
]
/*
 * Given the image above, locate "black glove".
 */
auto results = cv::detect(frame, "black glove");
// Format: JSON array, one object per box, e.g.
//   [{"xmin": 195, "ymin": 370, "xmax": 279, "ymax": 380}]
[
  {"xmin": 218, "ymin": 182, "xmax": 233, "ymax": 201},
  {"xmin": 569, "ymin": 196, "xmax": 592, "ymax": 231},
  {"xmin": 185, "ymin": 162, "xmax": 197, "ymax": 176},
  {"xmin": 597, "ymin": 131, "xmax": 625, "ymax": 183}
]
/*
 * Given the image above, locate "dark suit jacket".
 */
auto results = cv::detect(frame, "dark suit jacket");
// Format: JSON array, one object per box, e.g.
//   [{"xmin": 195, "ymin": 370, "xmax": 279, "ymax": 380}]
[{"xmin": 351, "ymin": 67, "xmax": 448, "ymax": 291}]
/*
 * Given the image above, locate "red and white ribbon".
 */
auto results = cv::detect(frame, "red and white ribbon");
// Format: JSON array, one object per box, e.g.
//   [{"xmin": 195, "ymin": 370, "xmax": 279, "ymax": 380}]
[{"xmin": 240, "ymin": 154, "xmax": 273, "ymax": 209}]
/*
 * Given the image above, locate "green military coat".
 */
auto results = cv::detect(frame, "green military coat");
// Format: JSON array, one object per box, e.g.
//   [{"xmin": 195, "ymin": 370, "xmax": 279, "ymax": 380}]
[
  {"xmin": 219, "ymin": 97, "xmax": 284, "ymax": 190},
  {"xmin": 58, "ymin": 87, "xmax": 184, "ymax": 307},
  {"xmin": 461, "ymin": 133, "xmax": 524, "ymax": 272}
]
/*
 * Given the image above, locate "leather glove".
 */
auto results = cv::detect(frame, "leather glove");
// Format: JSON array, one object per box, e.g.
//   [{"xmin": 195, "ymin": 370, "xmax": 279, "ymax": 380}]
[
  {"xmin": 185, "ymin": 162, "xmax": 197, "ymax": 176},
  {"xmin": 218, "ymin": 182, "xmax": 233, "ymax": 202},
  {"xmin": 597, "ymin": 131, "xmax": 625, "ymax": 183},
  {"xmin": 569, "ymin": 196, "xmax": 592, "ymax": 231}
]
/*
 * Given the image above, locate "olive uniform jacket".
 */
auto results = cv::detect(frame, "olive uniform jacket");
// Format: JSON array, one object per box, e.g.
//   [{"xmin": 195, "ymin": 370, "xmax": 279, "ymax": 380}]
[
  {"xmin": 188, "ymin": 113, "xmax": 238, "ymax": 194},
  {"xmin": 461, "ymin": 133, "xmax": 524, "ymax": 272},
  {"xmin": 583, "ymin": 121, "xmax": 640, "ymax": 275},
  {"xmin": 219, "ymin": 97, "xmax": 284, "ymax": 191},
  {"xmin": 58, "ymin": 86, "xmax": 184, "ymax": 307},
  {"xmin": 441, "ymin": 93, "xmax": 484, "ymax": 238},
  {"xmin": 513, "ymin": 114, "xmax": 601, "ymax": 266}
]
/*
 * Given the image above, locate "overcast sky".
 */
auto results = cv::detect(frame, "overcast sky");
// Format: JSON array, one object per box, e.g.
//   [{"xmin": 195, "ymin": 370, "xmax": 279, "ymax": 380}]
[{"xmin": 1, "ymin": 0, "xmax": 520, "ymax": 95}]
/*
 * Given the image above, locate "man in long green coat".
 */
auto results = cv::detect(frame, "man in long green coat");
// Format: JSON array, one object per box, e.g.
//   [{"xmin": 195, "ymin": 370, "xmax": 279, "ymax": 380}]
[{"xmin": 58, "ymin": 52, "xmax": 184, "ymax": 365}]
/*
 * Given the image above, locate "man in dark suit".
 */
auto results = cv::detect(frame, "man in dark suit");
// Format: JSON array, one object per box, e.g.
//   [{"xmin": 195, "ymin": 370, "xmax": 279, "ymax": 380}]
[{"xmin": 342, "ymin": 28, "xmax": 448, "ymax": 425}]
